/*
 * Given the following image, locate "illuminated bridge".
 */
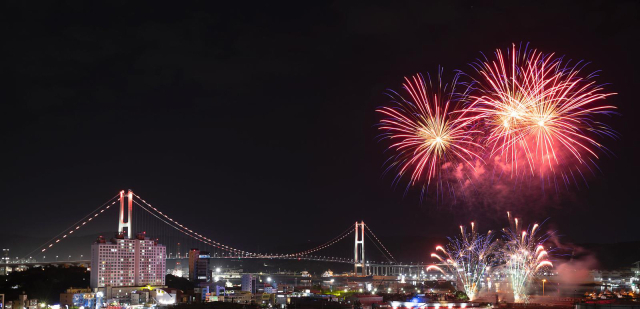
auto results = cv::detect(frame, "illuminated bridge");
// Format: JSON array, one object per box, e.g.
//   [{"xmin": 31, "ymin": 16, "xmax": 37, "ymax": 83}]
[{"xmin": 2, "ymin": 190, "xmax": 432, "ymax": 277}]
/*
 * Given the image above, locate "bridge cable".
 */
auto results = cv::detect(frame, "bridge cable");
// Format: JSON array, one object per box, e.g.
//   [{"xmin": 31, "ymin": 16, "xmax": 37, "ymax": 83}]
[
  {"xmin": 365, "ymin": 224, "xmax": 397, "ymax": 262},
  {"xmin": 364, "ymin": 232, "xmax": 395, "ymax": 263},
  {"xmin": 132, "ymin": 195, "xmax": 254, "ymax": 256},
  {"xmin": 288, "ymin": 223, "xmax": 355, "ymax": 257},
  {"xmin": 134, "ymin": 199, "xmax": 234, "ymax": 255},
  {"xmin": 133, "ymin": 192, "xmax": 361, "ymax": 260},
  {"xmin": 133, "ymin": 200, "xmax": 234, "ymax": 254},
  {"xmin": 22, "ymin": 193, "xmax": 121, "ymax": 259},
  {"xmin": 132, "ymin": 199, "xmax": 254, "ymax": 256}
]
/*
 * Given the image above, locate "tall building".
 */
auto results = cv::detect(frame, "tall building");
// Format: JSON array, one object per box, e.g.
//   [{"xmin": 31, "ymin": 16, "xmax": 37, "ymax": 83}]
[
  {"xmin": 175, "ymin": 242, "xmax": 183, "ymax": 277},
  {"xmin": 60, "ymin": 288, "xmax": 96, "ymax": 308},
  {"xmin": 241, "ymin": 274, "xmax": 255, "ymax": 294},
  {"xmin": 90, "ymin": 232, "xmax": 166, "ymax": 288},
  {"xmin": 2, "ymin": 249, "xmax": 9, "ymax": 275},
  {"xmin": 188, "ymin": 249, "xmax": 210, "ymax": 282}
]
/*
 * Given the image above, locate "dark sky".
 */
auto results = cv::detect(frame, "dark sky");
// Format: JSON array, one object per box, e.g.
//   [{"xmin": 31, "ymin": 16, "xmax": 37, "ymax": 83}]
[{"xmin": 1, "ymin": 1, "xmax": 638, "ymax": 255}]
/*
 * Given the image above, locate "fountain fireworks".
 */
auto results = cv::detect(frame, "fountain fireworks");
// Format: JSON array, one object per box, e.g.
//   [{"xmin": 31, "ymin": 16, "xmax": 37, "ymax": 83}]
[
  {"xmin": 501, "ymin": 212, "xmax": 554, "ymax": 303},
  {"xmin": 428, "ymin": 222, "xmax": 498, "ymax": 300}
]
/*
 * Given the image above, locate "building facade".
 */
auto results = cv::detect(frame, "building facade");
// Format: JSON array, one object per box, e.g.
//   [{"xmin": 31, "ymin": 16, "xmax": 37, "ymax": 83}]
[
  {"xmin": 60, "ymin": 288, "xmax": 96, "ymax": 308},
  {"xmin": 188, "ymin": 249, "xmax": 211, "ymax": 282},
  {"xmin": 90, "ymin": 233, "xmax": 166, "ymax": 288},
  {"xmin": 241, "ymin": 274, "xmax": 255, "ymax": 294}
]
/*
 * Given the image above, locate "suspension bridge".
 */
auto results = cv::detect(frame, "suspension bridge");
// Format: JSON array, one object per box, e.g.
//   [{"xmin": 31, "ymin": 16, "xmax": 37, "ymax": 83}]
[{"xmin": 2, "ymin": 190, "xmax": 430, "ymax": 277}]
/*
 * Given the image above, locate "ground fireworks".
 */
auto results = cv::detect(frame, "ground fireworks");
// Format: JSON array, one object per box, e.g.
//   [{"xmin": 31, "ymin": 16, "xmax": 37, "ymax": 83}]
[
  {"xmin": 376, "ymin": 73, "xmax": 482, "ymax": 199},
  {"xmin": 467, "ymin": 43, "xmax": 617, "ymax": 185},
  {"xmin": 428, "ymin": 222, "xmax": 497, "ymax": 300},
  {"xmin": 501, "ymin": 212, "xmax": 553, "ymax": 302}
]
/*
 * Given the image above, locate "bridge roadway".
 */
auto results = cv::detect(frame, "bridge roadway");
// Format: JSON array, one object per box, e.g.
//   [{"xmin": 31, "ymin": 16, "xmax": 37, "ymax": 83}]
[
  {"xmin": 1, "ymin": 260, "xmax": 90, "ymax": 268},
  {"xmin": 3, "ymin": 257, "xmax": 433, "ymax": 277},
  {"xmin": 166, "ymin": 256, "xmax": 431, "ymax": 276}
]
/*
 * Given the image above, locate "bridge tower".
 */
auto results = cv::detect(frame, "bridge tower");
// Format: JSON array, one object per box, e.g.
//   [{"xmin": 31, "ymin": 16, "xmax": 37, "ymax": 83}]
[
  {"xmin": 117, "ymin": 190, "xmax": 133, "ymax": 239},
  {"xmin": 354, "ymin": 221, "xmax": 365, "ymax": 276}
]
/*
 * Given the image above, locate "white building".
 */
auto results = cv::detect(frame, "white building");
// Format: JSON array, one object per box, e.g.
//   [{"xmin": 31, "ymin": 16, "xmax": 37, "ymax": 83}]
[{"xmin": 90, "ymin": 233, "xmax": 166, "ymax": 288}]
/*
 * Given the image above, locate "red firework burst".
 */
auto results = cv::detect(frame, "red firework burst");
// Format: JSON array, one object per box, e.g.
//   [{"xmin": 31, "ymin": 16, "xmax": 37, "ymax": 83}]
[
  {"xmin": 377, "ymin": 73, "xmax": 482, "ymax": 194},
  {"xmin": 467, "ymin": 44, "xmax": 617, "ymax": 181}
]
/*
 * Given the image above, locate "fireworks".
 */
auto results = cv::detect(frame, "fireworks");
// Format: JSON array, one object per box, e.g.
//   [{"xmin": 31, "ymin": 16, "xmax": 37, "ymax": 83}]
[
  {"xmin": 467, "ymin": 43, "xmax": 617, "ymax": 180},
  {"xmin": 428, "ymin": 215, "xmax": 554, "ymax": 302},
  {"xmin": 501, "ymin": 212, "xmax": 553, "ymax": 303},
  {"xmin": 428, "ymin": 222, "xmax": 497, "ymax": 301},
  {"xmin": 378, "ymin": 44, "xmax": 617, "ymax": 198},
  {"xmin": 376, "ymin": 73, "xmax": 482, "ymax": 196}
]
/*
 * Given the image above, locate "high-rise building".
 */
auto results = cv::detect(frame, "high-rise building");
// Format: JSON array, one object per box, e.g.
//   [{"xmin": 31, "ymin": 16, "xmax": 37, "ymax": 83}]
[
  {"xmin": 90, "ymin": 232, "xmax": 166, "ymax": 288},
  {"xmin": 188, "ymin": 249, "xmax": 210, "ymax": 282},
  {"xmin": 241, "ymin": 274, "xmax": 255, "ymax": 294},
  {"xmin": 175, "ymin": 242, "xmax": 183, "ymax": 276},
  {"xmin": 2, "ymin": 249, "xmax": 9, "ymax": 275}
]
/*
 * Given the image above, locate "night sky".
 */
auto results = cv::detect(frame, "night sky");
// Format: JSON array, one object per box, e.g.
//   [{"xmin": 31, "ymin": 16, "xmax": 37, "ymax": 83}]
[{"xmin": 2, "ymin": 1, "xmax": 639, "ymax": 256}]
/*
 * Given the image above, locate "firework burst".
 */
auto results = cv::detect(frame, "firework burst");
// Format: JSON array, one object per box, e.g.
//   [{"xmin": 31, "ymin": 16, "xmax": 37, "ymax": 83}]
[
  {"xmin": 501, "ymin": 212, "xmax": 553, "ymax": 303},
  {"xmin": 377, "ymin": 72, "xmax": 483, "ymax": 199},
  {"xmin": 467, "ymin": 43, "xmax": 617, "ymax": 186},
  {"xmin": 428, "ymin": 222, "xmax": 497, "ymax": 300}
]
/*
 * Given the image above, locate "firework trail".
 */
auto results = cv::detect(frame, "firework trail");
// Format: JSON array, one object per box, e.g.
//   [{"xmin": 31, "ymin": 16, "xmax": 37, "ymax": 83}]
[
  {"xmin": 467, "ymin": 43, "xmax": 617, "ymax": 188},
  {"xmin": 377, "ymin": 72, "xmax": 483, "ymax": 200},
  {"xmin": 428, "ymin": 222, "xmax": 497, "ymax": 300},
  {"xmin": 501, "ymin": 212, "xmax": 553, "ymax": 303}
]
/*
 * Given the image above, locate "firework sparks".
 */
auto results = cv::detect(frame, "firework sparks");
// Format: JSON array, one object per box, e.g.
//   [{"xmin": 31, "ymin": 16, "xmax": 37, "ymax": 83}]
[
  {"xmin": 501, "ymin": 212, "xmax": 553, "ymax": 303},
  {"xmin": 377, "ymin": 73, "xmax": 482, "ymax": 198},
  {"xmin": 467, "ymin": 43, "xmax": 617, "ymax": 184},
  {"xmin": 428, "ymin": 222, "xmax": 497, "ymax": 301}
]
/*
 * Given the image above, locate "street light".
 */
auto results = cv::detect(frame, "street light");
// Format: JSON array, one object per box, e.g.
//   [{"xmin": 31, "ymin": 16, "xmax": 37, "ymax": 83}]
[
  {"xmin": 56, "ymin": 256, "xmax": 59, "ymax": 261},
  {"xmin": 542, "ymin": 279, "xmax": 547, "ymax": 296}
]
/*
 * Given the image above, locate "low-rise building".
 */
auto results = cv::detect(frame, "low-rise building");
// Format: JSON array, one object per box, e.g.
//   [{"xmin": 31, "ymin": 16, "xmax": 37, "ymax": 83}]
[
  {"xmin": 60, "ymin": 288, "xmax": 96, "ymax": 308},
  {"xmin": 224, "ymin": 291, "xmax": 253, "ymax": 304},
  {"xmin": 255, "ymin": 293, "xmax": 276, "ymax": 306},
  {"xmin": 348, "ymin": 295, "xmax": 383, "ymax": 309},
  {"xmin": 93, "ymin": 286, "xmax": 174, "ymax": 306},
  {"xmin": 11, "ymin": 294, "xmax": 38, "ymax": 309}
]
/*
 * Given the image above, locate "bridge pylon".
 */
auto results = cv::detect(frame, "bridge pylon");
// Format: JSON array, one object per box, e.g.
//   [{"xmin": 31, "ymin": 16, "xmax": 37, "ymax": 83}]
[
  {"xmin": 117, "ymin": 190, "xmax": 133, "ymax": 239},
  {"xmin": 354, "ymin": 221, "xmax": 365, "ymax": 276}
]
